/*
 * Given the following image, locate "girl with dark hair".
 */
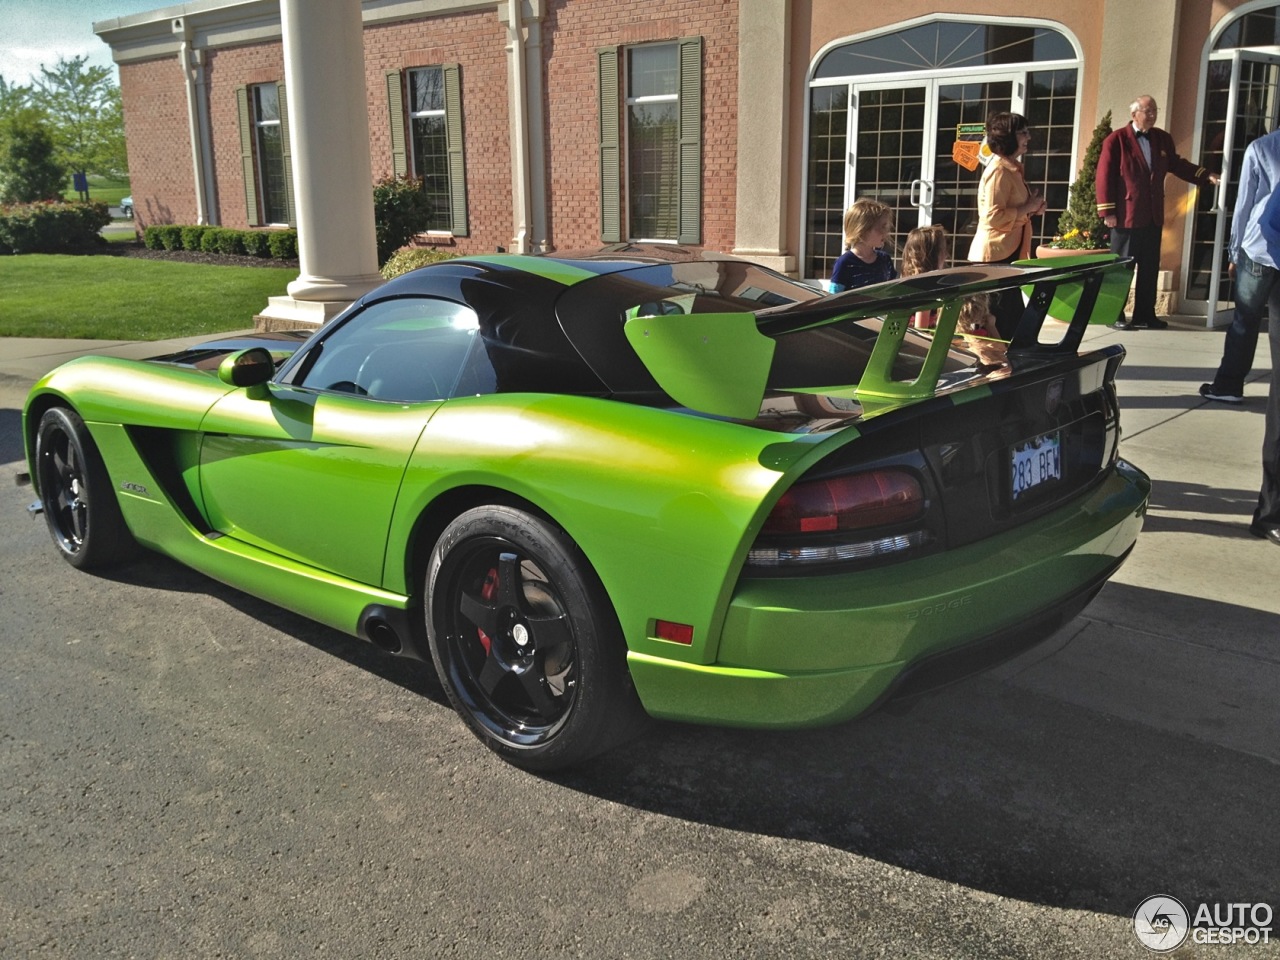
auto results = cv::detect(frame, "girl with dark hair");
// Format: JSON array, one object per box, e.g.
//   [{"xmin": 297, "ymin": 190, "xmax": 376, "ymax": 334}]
[{"xmin": 967, "ymin": 111, "xmax": 1047, "ymax": 339}]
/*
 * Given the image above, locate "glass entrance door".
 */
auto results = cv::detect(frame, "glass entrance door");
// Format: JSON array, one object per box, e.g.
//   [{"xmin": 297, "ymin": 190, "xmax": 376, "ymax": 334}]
[
  {"xmin": 1187, "ymin": 51, "xmax": 1280, "ymax": 321},
  {"xmin": 806, "ymin": 73, "xmax": 1023, "ymax": 279}
]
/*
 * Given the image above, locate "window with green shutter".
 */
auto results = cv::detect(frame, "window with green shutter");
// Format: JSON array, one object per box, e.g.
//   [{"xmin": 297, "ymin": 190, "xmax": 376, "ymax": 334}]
[
  {"xmin": 598, "ymin": 38, "xmax": 702, "ymax": 244},
  {"xmin": 235, "ymin": 82, "xmax": 296, "ymax": 227},
  {"xmin": 386, "ymin": 65, "xmax": 469, "ymax": 236}
]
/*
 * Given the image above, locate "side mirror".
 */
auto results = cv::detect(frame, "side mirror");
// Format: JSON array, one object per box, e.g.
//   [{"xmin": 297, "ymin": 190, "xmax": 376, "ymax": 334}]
[{"xmin": 217, "ymin": 347, "xmax": 275, "ymax": 388}]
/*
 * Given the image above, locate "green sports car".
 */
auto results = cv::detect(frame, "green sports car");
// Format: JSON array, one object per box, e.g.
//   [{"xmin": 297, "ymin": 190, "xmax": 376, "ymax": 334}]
[{"xmin": 20, "ymin": 249, "xmax": 1148, "ymax": 770}]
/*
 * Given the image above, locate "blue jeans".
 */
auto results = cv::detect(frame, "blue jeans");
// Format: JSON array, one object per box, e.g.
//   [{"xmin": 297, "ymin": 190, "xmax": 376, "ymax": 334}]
[
  {"xmin": 1258, "ymin": 308, "xmax": 1280, "ymax": 526},
  {"xmin": 1211, "ymin": 250, "xmax": 1280, "ymax": 395}
]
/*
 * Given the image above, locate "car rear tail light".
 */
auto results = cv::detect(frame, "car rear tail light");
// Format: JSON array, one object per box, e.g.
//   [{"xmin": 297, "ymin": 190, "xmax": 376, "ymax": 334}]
[{"xmin": 748, "ymin": 469, "xmax": 928, "ymax": 568}]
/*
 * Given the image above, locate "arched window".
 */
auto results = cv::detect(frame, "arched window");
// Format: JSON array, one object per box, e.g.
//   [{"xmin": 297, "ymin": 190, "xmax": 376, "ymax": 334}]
[{"xmin": 804, "ymin": 18, "xmax": 1082, "ymax": 281}]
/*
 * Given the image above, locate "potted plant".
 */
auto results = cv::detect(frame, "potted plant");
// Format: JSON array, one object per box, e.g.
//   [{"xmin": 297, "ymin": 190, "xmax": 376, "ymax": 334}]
[{"xmin": 1037, "ymin": 111, "xmax": 1113, "ymax": 256}]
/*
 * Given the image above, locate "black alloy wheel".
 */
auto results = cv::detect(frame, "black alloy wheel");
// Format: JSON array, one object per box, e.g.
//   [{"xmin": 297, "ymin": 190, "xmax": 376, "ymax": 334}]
[
  {"xmin": 34, "ymin": 406, "xmax": 137, "ymax": 569},
  {"xmin": 426, "ymin": 505, "xmax": 645, "ymax": 770}
]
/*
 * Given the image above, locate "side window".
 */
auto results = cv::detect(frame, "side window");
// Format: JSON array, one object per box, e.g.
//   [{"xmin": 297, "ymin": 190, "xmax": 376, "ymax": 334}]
[
  {"xmin": 297, "ymin": 298, "xmax": 493, "ymax": 402},
  {"xmin": 598, "ymin": 38, "xmax": 702, "ymax": 244},
  {"xmin": 385, "ymin": 65, "xmax": 469, "ymax": 237},
  {"xmin": 236, "ymin": 83, "xmax": 296, "ymax": 227}
]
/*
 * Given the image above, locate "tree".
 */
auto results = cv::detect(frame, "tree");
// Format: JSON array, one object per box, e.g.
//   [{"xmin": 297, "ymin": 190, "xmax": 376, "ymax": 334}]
[
  {"xmin": 0, "ymin": 108, "xmax": 67, "ymax": 203},
  {"xmin": 31, "ymin": 56, "xmax": 127, "ymax": 179},
  {"xmin": 0, "ymin": 74, "xmax": 32, "ymax": 123},
  {"xmin": 1052, "ymin": 111, "xmax": 1113, "ymax": 249}
]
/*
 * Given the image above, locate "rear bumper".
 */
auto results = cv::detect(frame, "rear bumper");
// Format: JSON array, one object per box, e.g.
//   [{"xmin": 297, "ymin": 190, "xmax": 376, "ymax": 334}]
[{"xmin": 627, "ymin": 458, "xmax": 1149, "ymax": 727}]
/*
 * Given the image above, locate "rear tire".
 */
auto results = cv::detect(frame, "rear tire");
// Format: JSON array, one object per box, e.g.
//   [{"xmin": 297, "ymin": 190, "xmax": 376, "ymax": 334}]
[
  {"xmin": 35, "ymin": 407, "xmax": 138, "ymax": 569},
  {"xmin": 426, "ymin": 505, "xmax": 646, "ymax": 770}
]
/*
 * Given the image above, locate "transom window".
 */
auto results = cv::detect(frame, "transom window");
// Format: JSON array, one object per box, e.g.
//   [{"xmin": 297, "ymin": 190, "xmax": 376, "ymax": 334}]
[{"xmin": 813, "ymin": 20, "xmax": 1076, "ymax": 79}]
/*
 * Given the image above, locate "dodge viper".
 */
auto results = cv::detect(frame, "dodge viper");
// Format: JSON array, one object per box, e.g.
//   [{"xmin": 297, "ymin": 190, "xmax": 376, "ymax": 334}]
[{"xmin": 20, "ymin": 249, "xmax": 1148, "ymax": 769}]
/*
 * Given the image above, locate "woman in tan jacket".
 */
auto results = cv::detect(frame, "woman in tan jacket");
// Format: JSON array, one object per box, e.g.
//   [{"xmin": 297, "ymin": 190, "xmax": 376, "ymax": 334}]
[{"xmin": 968, "ymin": 112, "xmax": 1047, "ymax": 338}]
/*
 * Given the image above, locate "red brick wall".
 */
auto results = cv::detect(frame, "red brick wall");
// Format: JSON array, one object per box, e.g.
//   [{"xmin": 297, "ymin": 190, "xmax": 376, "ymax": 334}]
[
  {"xmin": 206, "ymin": 41, "xmax": 287, "ymax": 230},
  {"xmin": 364, "ymin": 9, "xmax": 509, "ymax": 255},
  {"xmin": 119, "ymin": 56, "xmax": 197, "ymax": 228},
  {"xmin": 541, "ymin": 0, "xmax": 739, "ymax": 252},
  {"xmin": 116, "ymin": 1, "xmax": 738, "ymax": 254}
]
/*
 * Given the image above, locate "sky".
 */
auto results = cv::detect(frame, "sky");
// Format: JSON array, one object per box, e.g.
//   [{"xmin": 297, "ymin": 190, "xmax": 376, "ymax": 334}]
[{"xmin": 0, "ymin": 0, "xmax": 168, "ymax": 86}]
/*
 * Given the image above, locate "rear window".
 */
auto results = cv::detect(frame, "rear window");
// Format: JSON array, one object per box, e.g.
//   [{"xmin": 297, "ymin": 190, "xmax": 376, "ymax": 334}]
[{"xmin": 556, "ymin": 260, "xmax": 820, "ymax": 400}]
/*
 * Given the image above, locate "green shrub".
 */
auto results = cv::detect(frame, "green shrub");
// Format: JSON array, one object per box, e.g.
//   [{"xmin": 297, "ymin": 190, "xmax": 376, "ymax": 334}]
[
  {"xmin": 157, "ymin": 225, "xmax": 184, "ymax": 250},
  {"xmin": 241, "ymin": 230, "xmax": 270, "ymax": 257},
  {"xmin": 380, "ymin": 246, "xmax": 458, "ymax": 279},
  {"xmin": 142, "ymin": 225, "xmax": 166, "ymax": 249},
  {"xmin": 197, "ymin": 228, "xmax": 245, "ymax": 255},
  {"xmin": 218, "ymin": 229, "xmax": 247, "ymax": 255},
  {"xmin": 180, "ymin": 225, "xmax": 209, "ymax": 251},
  {"xmin": 199, "ymin": 228, "xmax": 223, "ymax": 252},
  {"xmin": 266, "ymin": 229, "xmax": 298, "ymax": 259},
  {"xmin": 373, "ymin": 174, "xmax": 433, "ymax": 266},
  {"xmin": 0, "ymin": 201, "xmax": 110, "ymax": 254}
]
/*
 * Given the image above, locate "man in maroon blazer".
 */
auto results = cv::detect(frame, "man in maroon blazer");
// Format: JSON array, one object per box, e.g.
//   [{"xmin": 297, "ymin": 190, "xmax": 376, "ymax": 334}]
[{"xmin": 1096, "ymin": 95, "xmax": 1219, "ymax": 330}]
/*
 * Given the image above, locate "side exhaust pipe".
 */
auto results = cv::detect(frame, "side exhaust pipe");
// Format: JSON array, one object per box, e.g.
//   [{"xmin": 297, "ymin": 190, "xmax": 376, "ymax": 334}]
[{"xmin": 357, "ymin": 604, "xmax": 409, "ymax": 654}]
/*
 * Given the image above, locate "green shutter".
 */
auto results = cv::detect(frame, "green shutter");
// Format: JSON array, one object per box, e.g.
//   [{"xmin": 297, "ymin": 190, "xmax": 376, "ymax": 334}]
[
  {"xmin": 598, "ymin": 47, "xmax": 621, "ymax": 244},
  {"xmin": 277, "ymin": 82, "xmax": 297, "ymax": 227},
  {"xmin": 443, "ymin": 63, "xmax": 469, "ymax": 237},
  {"xmin": 386, "ymin": 70, "xmax": 408, "ymax": 178},
  {"xmin": 677, "ymin": 37, "xmax": 702, "ymax": 245},
  {"xmin": 236, "ymin": 86, "xmax": 261, "ymax": 227}
]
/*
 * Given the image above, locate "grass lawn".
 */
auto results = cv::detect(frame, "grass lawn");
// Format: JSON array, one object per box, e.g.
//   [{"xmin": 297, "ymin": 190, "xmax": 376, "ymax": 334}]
[
  {"xmin": 0, "ymin": 254, "xmax": 294, "ymax": 340},
  {"xmin": 61, "ymin": 174, "xmax": 131, "ymax": 208}
]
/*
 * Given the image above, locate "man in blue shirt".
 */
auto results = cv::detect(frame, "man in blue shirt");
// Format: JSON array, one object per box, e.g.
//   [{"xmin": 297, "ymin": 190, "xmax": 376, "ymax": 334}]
[
  {"xmin": 1200, "ymin": 128, "xmax": 1280, "ymax": 405},
  {"xmin": 1252, "ymin": 177, "xmax": 1280, "ymax": 545}
]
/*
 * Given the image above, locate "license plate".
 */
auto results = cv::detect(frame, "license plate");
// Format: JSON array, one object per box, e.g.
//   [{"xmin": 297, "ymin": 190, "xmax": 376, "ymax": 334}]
[{"xmin": 1011, "ymin": 431, "xmax": 1061, "ymax": 499}]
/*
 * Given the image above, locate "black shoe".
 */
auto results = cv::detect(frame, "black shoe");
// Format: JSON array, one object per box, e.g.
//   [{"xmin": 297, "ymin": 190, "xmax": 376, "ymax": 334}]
[
  {"xmin": 1250, "ymin": 522, "xmax": 1280, "ymax": 546},
  {"xmin": 1113, "ymin": 318, "xmax": 1137, "ymax": 331},
  {"xmin": 1137, "ymin": 317, "xmax": 1169, "ymax": 330},
  {"xmin": 1200, "ymin": 383, "xmax": 1244, "ymax": 404}
]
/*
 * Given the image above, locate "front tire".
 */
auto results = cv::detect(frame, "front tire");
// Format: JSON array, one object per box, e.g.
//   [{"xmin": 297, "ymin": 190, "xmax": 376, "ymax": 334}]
[
  {"xmin": 34, "ymin": 406, "xmax": 138, "ymax": 569},
  {"xmin": 426, "ymin": 505, "xmax": 645, "ymax": 770}
]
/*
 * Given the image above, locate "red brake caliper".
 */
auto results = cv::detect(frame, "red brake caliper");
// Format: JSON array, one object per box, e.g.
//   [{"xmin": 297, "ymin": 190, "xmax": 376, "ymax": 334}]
[{"xmin": 476, "ymin": 566, "xmax": 498, "ymax": 654}]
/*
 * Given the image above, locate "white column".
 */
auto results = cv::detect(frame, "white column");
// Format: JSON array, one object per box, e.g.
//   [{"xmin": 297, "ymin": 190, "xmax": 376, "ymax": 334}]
[
  {"xmin": 732, "ymin": 0, "xmax": 793, "ymax": 274},
  {"xmin": 257, "ymin": 0, "xmax": 383, "ymax": 329}
]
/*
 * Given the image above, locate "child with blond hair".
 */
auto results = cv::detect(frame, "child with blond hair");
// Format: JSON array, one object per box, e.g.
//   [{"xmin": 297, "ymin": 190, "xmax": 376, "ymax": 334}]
[{"xmin": 828, "ymin": 198, "xmax": 897, "ymax": 293}]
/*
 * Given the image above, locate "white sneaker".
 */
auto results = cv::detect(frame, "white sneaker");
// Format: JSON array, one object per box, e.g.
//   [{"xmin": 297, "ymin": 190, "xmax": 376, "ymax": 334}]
[{"xmin": 1199, "ymin": 383, "xmax": 1243, "ymax": 404}]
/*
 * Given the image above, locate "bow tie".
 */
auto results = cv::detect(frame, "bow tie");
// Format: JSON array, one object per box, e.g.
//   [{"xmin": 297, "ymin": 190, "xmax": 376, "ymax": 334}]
[{"xmin": 1136, "ymin": 130, "xmax": 1150, "ymax": 139}]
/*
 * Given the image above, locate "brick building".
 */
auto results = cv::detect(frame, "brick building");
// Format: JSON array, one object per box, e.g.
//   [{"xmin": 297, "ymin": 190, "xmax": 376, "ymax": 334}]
[{"xmin": 95, "ymin": 0, "xmax": 1280, "ymax": 324}]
